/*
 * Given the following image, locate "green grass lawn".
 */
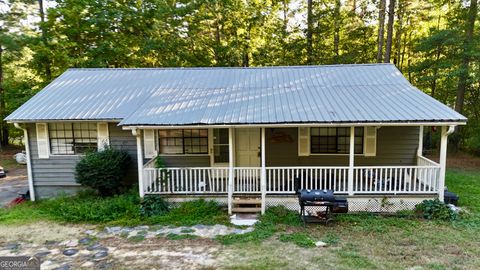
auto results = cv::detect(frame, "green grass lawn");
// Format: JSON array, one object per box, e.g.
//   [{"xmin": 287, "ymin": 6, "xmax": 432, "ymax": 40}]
[
  {"xmin": 0, "ymin": 169, "xmax": 479, "ymax": 269},
  {"xmin": 220, "ymin": 169, "xmax": 480, "ymax": 270}
]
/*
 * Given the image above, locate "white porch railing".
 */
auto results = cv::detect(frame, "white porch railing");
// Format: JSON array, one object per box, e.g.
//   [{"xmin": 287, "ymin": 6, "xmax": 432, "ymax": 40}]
[
  {"xmin": 266, "ymin": 167, "xmax": 349, "ymax": 194},
  {"xmin": 143, "ymin": 162, "xmax": 440, "ymax": 195},
  {"xmin": 143, "ymin": 167, "xmax": 229, "ymax": 194},
  {"xmin": 233, "ymin": 167, "xmax": 261, "ymax": 193},
  {"xmin": 353, "ymin": 166, "xmax": 440, "ymax": 194}
]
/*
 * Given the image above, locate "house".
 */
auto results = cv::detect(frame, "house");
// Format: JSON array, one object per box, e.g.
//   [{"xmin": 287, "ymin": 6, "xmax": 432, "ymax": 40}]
[{"xmin": 6, "ymin": 64, "xmax": 467, "ymax": 213}]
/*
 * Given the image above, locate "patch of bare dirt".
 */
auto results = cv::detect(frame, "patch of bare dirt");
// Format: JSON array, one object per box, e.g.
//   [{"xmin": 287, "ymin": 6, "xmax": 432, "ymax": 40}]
[
  {"xmin": 427, "ymin": 152, "xmax": 480, "ymax": 170},
  {"xmin": 0, "ymin": 222, "xmax": 88, "ymax": 244},
  {"xmin": 103, "ymin": 237, "xmax": 220, "ymax": 269}
]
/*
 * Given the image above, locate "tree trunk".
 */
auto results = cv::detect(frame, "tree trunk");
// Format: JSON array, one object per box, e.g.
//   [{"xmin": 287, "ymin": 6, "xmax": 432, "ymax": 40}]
[
  {"xmin": 384, "ymin": 0, "xmax": 395, "ymax": 63},
  {"xmin": 376, "ymin": 0, "xmax": 386, "ymax": 62},
  {"xmin": 306, "ymin": 0, "xmax": 313, "ymax": 64},
  {"xmin": 454, "ymin": 0, "xmax": 478, "ymax": 115},
  {"xmin": 38, "ymin": 0, "xmax": 52, "ymax": 81},
  {"xmin": 0, "ymin": 47, "xmax": 8, "ymax": 147},
  {"xmin": 333, "ymin": 0, "xmax": 341, "ymax": 63},
  {"xmin": 393, "ymin": 0, "xmax": 403, "ymax": 66},
  {"xmin": 282, "ymin": 0, "xmax": 288, "ymax": 61},
  {"xmin": 214, "ymin": 23, "xmax": 221, "ymax": 65}
]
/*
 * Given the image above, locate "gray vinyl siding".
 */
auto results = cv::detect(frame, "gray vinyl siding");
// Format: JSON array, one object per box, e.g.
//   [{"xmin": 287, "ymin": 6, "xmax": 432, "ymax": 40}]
[
  {"xmin": 265, "ymin": 126, "xmax": 419, "ymax": 166},
  {"xmin": 28, "ymin": 123, "xmax": 140, "ymax": 198},
  {"xmin": 28, "ymin": 123, "xmax": 418, "ymax": 198}
]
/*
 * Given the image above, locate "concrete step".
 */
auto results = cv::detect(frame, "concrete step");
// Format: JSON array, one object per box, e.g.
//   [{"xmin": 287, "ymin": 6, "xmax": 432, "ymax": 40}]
[{"xmin": 232, "ymin": 207, "xmax": 262, "ymax": 213}]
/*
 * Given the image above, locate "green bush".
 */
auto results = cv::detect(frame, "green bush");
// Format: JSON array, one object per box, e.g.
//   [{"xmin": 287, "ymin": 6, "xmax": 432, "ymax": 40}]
[
  {"xmin": 415, "ymin": 199, "xmax": 458, "ymax": 221},
  {"xmin": 140, "ymin": 195, "xmax": 170, "ymax": 217},
  {"xmin": 75, "ymin": 148, "xmax": 131, "ymax": 196}
]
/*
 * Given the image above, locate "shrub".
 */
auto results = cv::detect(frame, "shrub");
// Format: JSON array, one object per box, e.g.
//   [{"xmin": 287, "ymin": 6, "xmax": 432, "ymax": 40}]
[
  {"xmin": 415, "ymin": 199, "xmax": 458, "ymax": 221},
  {"xmin": 75, "ymin": 147, "xmax": 131, "ymax": 196},
  {"xmin": 140, "ymin": 196, "xmax": 170, "ymax": 217}
]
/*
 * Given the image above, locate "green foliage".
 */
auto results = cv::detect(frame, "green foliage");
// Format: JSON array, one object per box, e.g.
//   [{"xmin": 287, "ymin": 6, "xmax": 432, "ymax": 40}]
[
  {"xmin": 75, "ymin": 148, "xmax": 131, "ymax": 196},
  {"xmin": 149, "ymin": 199, "xmax": 229, "ymax": 226},
  {"xmin": 322, "ymin": 232, "xmax": 340, "ymax": 245},
  {"xmin": 260, "ymin": 205, "xmax": 302, "ymax": 227},
  {"xmin": 415, "ymin": 199, "xmax": 458, "ymax": 221},
  {"xmin": 166, "ymin": 233, "xmax": 198, "ymax": 240},
  {"xmin": 140, "ymin": 196, "xmax": 170, "ymax": 217},
  {"xmin": 218, "ymin": 206, "xmax": 300, "ymax": 245},
  {"xmin": 278, "ymin": 232, "xmax": 316, "ymax": 248},
  {"xmin": 39, "ymin": 190, "xmax": 141, "ymax": 223}
]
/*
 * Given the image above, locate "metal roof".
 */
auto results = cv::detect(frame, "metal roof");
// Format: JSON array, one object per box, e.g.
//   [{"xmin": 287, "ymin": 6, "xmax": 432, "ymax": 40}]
[{"xmin": 6, "ymin": 64, "xmax": 467, "ymax": 125}]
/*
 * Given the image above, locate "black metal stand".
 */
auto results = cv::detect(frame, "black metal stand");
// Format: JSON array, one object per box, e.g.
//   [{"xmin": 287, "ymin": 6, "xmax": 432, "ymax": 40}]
[{"xmin": 299, "ymin": 202, "xmax": 334, "ymax": 226}]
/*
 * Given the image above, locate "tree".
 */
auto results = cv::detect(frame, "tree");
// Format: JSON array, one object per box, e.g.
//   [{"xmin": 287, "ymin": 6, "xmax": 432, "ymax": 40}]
[
  {"xmin": 384, "ymin": 0, "xmax": 396, "ymax": 63},
  {"xmin": 376, "ymin": 0, "xmax": 386, "ymax": 62},
  {"xmin": 306, "ymin": 0, "xmax": 313, "ymax": 64},
  {"xmin": 0, "ymin": 1, "xmax": 35, "ymax": 147},
  {"xmin": 454, "ymin": 0, "xmax": 478, "ymax": 115}
]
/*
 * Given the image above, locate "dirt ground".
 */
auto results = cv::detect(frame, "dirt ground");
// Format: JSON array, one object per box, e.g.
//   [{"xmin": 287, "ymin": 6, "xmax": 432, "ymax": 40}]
[
  {"xmin": 427, "ymin": 152, "xmax": 480, "ymax": 170},
  {"xmin": 0, "ymin": 222, "xmax": 224, "ymax": 270}
]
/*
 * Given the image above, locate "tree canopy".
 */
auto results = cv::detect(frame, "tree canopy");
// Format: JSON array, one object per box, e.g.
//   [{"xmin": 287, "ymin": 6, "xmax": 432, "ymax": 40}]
[{"xmin": 0, "ymin": 0, "xmax": 479, "ymax": 153}]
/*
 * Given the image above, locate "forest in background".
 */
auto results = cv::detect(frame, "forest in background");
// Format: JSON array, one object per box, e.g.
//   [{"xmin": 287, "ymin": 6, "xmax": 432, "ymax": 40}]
[{"xmin": 0, "ymin": 0, "xmax": 479, "ymax": 154}]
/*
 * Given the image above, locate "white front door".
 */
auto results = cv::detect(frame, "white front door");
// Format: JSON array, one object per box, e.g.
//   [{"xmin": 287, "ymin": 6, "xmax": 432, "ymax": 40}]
[{"xmin": 235, "ymin": 128, "xmax": 261, "ymax": 167}]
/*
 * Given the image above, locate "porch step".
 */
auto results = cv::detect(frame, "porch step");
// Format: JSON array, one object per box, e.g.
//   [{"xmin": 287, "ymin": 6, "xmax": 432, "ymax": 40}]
[
  {"xmin": 232, "ymin": 198, "xmax": 262, "ymax": 205},
  {"xmin": 232, "ymin": 197, "xmax": 262, "ymax": 213},
  {"xmin": 232, "ymin": 207, "xmax": 262, "ymax": 213}
]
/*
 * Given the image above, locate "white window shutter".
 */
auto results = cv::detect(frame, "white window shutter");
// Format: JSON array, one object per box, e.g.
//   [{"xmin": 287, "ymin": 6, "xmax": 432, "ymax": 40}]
[
  {"xmin": 36, "ymin": 123, "xmax": 49, "ymax": 159},
  {"xmin": 298, "ymin": 127, "xmax": 310, "ymax": 156},
  {"xmin": 97, "ymin": 122, "xmax": 110, "ymax": 151},
  {"xmin": 364, "ymin": 127, "xmax": 377, "ymax": 156},
  {"xmin": 143, "ymin": 129, "xmax": 156, "ymax": 158}
]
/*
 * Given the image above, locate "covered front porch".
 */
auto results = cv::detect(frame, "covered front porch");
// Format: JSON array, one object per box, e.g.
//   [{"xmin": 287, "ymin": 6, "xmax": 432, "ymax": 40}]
[{"xmin": 133, "ymin": 125, "xmax": 452, "ymax": 214}]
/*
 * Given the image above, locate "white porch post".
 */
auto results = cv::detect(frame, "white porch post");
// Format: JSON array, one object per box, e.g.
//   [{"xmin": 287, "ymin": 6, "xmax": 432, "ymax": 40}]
[
  {"xmin": 14, "ymin": 123, "xmax": 35, "ymax": 201},
  {"xmin": 439, "ymin": 125, "xmax": 455, "ymax": 202},
  {"xmin": 228, "ymin": 127, "xmax": 234, "ymax": 215},
  {"xmin": 417, "ymin": 126, "xmax": 424, "ymax": 158},
  {"xmin": 348, "ymin": 126, "xmax": 355, "ymax": 196},
  {"xmin": 261, "ymin": 127, "xmax": 266, "ymax": 214},
  {"xmin": 134, "ymin": 129, "xmax": 145, "ymax": 198}
]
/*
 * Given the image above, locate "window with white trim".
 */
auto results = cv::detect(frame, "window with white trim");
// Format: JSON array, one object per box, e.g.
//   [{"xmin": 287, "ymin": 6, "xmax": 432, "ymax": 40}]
[
  {"xmin": 49, "ymin": 123, "xmax": 98, "ymax": 155},
  {"xmin": 310, "ymin": 127, "xmax": 364, "ymax": 154},
  {"xmin": 158, "ymin": 129, "xmax": 208, "ymax": 154}
]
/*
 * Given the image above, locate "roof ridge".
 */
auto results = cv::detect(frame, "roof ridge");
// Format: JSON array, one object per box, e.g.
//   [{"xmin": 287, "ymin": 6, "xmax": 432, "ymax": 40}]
[{"xmin": 67, "ymin": 63, "xmax": 395, "ymax": 71}]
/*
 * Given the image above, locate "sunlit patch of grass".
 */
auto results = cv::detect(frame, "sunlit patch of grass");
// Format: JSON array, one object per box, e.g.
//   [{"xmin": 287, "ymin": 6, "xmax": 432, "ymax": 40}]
[{"xmin": 278, "ymin": 232, "xmax": 316, "ymax": 248}]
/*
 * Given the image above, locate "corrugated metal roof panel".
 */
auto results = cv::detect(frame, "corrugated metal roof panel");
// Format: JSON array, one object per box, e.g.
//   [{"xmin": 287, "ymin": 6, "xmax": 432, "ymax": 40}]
[{"xmin": 6, "ymin": 64, "xmax": 466, "ymax": 125}]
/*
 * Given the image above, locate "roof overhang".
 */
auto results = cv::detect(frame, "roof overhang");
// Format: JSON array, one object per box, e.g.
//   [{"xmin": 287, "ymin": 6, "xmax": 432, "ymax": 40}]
[{"xmin": 120, "ymin": 120, "xmax": 467, "ymax": 130}]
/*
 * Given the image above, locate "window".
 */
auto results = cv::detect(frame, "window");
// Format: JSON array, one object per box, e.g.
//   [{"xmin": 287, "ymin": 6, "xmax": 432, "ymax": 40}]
[
  {"xmin": 213, "ymin": 129, "xmax": 229, "ymax": 163},
  {"xmin": 310, "ymin": 127, "xmax": 364, "ymax": 154},
  {"xmin": 159, "ymin": 129, "xmax": 208, "ymax": 154},
  {"xmin": 49, "ymin": 123, "xmax": 98, "ymax": 155}
]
